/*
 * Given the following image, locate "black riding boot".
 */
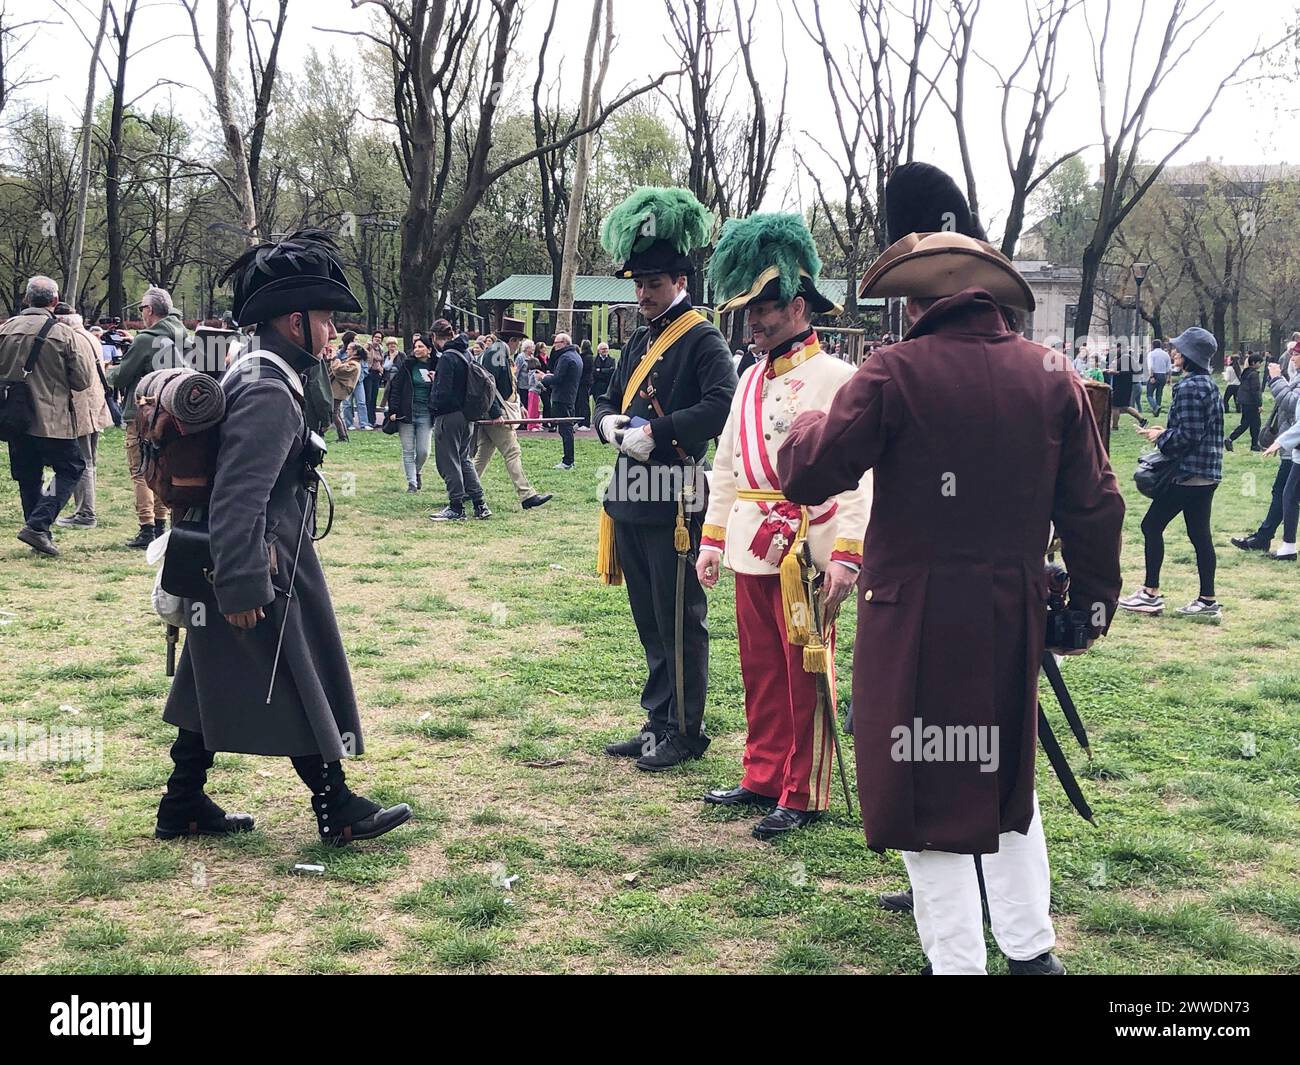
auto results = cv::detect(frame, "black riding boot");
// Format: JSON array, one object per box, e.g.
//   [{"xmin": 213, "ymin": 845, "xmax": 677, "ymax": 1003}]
[
  {"xmin": 290, "ymin": 755, "xmax": 411, "ymax": 846},
  {"xmin": 155, "ymin": 728, "xmax": 255, "ymax": 839}
]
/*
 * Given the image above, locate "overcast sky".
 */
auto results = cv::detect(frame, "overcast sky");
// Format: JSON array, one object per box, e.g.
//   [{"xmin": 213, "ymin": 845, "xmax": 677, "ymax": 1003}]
[{"xmin": 20, "ymin": 0, "xmax": 1300, "ymax": 240}]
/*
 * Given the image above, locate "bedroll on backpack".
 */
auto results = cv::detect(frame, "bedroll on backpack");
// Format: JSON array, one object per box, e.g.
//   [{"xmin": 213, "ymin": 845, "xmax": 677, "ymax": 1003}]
[{"xmin": 133, "ymin": 368, "xmax": 227, "ymax": 508}]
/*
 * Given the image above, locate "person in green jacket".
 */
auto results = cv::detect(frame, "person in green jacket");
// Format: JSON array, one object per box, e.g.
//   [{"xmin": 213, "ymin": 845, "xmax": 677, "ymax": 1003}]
[{"xmin": 107, "ymin": 286, "xmax": 188, "ymax": 548}]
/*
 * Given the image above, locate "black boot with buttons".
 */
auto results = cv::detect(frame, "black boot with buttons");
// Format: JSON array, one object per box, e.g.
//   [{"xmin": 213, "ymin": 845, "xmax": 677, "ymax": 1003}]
[{"xmin": 290, "ymin": 756, "xmax": 412, "ymax": 846}]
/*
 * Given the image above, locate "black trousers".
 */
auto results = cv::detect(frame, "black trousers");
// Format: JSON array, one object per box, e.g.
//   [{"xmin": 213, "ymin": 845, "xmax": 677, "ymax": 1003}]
[
  {"xmin": 1256, "ymin": 458, "xmax": 1295, "ymax": 541},
  {"xmin": 574, "ymin": 384, "xmax": 591, "ymax": 427},
  {"xmin": 554, "ymin": 400, "xmax": 575, "ymax": 465},
  {"xmin": 1229, "ymin": 405, "xmax": 1261, "ymax": 447},
  {"xmin": 614, "ymin": 518, "xmax": 709, "ymax": 749},
  {"xmin": 1147, "ymin": 374, "xmax": 1168, "ymax": 412},
  {"xmin": 1222, "ymin": 384, "xmax": 1240, "ymax": 413},
  {"xmin": 364, "ymin": 373, "xmax": 380, "ymax": 424},
  {"xmin": 1142, "ymin": 482, "xmax": 1218, "ymax": 598},
  {"xmin": 7, "ymin": 434, "xmax": 86, "ymax": 532}
]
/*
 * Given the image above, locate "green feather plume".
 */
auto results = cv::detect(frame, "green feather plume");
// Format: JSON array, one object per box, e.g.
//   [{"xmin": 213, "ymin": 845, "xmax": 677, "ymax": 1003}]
[
  {"xmin": 708, "ymin": 213, "xmax": 823, "ymax": 304},
  {"xmin": 600, "ymin": 187, "xmax": 714, "ymax": 261}
]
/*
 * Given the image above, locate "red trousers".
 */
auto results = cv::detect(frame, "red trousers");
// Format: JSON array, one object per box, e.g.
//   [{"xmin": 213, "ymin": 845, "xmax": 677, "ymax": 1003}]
[{"xmin": 735, "ymin": 572, "xmax": 837, "ymax": 811}]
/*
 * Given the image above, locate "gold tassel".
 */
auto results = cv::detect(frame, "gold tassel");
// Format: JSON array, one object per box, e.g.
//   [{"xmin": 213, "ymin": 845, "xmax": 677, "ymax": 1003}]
[
  {"xmin": 673, "ymin": 498, "xmax": 691, "ymax": 554},
  {"xmin": 597, "ymin": 511, "xmax": 622, "ymax": 585},
  {"xmin": 780, "ymin": 509, "xmax": 812, "ymax": 646},
  {"xmin": 802, "ymin": 638, "xmax": 828, "ymax": 674}
]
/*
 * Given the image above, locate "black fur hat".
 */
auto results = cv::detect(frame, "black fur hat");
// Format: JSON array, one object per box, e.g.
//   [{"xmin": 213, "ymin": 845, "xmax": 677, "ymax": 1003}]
[
  {"xmin": 219, "ymin": 228, "xmax": 362, "ymax": 327},
  {"xmin": 885, "ymin": 162, "xmax": 986, "ymax": 244}
]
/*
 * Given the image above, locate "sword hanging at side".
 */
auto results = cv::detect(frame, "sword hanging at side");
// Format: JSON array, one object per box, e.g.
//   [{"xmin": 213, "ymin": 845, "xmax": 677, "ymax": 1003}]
[{"xmin": 800, "ymin": 543, "xmax": 855, "ymax": 815}]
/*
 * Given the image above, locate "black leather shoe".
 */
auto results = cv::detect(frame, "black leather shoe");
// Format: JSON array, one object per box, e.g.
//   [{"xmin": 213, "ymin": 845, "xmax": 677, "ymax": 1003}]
[
  {"xmin": 1232, "ymin": 534, "xmax": 1270, "ymax": 551},
  {"xmin": 605, "ymin": 727, "xmax": 656, "ymax": 758},
  {"xmin": 325, "ymin": 803, "xmax": 412, "ymax": 847},
  {"xmin": 153, "ymin": 519, "xmax": 166, "ymax": 538},
  {"xmin": 124, "ymin": 525, "xmax": 155, "ymax": 549},
  {"xmin": 702, "ymin": 785, "xmax": 777, "ymax": 809},
  {"xmin": 879, "ymin": 888, "xmax": 915, "ymax": 912},
  {"xmin": 1223, "ymin": 437, "xmax": 1234, "ymax": 452},
  {"xmin": 1007, "ymin": 950, "xmax": 1066, "ymax": 975},
  {"xmin": 635, "ymin": 733, "xmax": 706, "ymax": 772},
  {"xmin": 17, "ymin": 525, "xmax": 59, "ymax": 556},
  {"xmin": 521, "ymin": 493, "xmax": 552, "ymax": 510},
  {"xmin": 752, "ymin": 805, "xmax": 822, "ymax": 841}
]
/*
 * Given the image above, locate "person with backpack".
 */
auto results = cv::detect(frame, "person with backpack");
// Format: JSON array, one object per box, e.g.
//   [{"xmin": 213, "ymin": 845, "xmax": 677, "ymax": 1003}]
[
  {"xmin": 428, "ymin": 317, "xmax": 492, "ymax": 521},
  {"xmin": 0, "ymin": 276, "xmax": 92, "ymax": 556},
  {"xmin": 157, "ymin": 228, "xmax": 411, "ymax": 847},
  {"xmin": 108, "ymin": 287, "xmax": 189, "ymax": 548}
]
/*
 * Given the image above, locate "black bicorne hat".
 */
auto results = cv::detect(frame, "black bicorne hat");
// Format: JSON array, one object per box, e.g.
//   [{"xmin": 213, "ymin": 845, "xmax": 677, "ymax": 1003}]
[
  {"xmin": 219, "ymin": 228, "xmax": 362, "ymax": 327},
  {"xmin": 885, "ymin": 162, "xmax": 987, "ymax": 244},
  {"xmin": 614, "ymin": 238, "xmax": 697, "ymax": 280}
]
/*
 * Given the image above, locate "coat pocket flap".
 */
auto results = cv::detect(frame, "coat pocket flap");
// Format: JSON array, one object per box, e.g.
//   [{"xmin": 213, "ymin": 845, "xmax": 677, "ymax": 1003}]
[{"xmin": 859, "ymin": 571, "xmax": 904, "ymax": 604}]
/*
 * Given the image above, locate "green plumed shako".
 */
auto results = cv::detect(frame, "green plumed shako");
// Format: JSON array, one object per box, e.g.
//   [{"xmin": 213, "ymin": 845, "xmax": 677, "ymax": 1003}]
[{"xmin": 600, "ymin": 187, "xmax": 714, "ymax": 260}]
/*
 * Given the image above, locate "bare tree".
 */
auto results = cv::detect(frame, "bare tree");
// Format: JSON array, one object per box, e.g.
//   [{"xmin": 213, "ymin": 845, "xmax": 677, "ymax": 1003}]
[
  {"xmin": 67, "ymin": 0, "xmax": 111, "ymax": 306},
  {"xmin": 1071, "ymin": 0, "xmax": 1289, "ymax": 342},
  {"xmin": 180, "ymin": 0, "xmax": 261, "ymax": 241},
  {"xmin": 0, "ymin": 5, "xmax": 54, "ymax": 127},
  {"xmin": 327, "ymin": 0, "xmax": 676, "ymax": 344},
  {"xmin": 795, "ymin": 0, "xmax": 936, "ymax": 318},
  {"xmin": 556, "ymin": 0, "xmax": 613, "ymax": 336}
]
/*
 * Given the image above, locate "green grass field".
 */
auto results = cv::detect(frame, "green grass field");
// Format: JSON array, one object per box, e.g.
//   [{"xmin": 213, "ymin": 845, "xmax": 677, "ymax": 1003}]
[{"xmin": 1, "ymin": 402, "xmax": 1298, "ymax": 975}]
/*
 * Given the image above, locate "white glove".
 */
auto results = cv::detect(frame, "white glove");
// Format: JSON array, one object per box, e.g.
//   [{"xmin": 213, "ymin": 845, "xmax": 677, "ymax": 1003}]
[
  {"xmin": 619, "ymin": 423, "xmax": 656, "ymax": 462},
  {"xmin": 599, "ymin": 414, "xmax": 628, "ymax": 445}
]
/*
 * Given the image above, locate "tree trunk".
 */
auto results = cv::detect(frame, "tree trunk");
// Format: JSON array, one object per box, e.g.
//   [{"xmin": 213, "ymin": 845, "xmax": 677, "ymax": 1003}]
[
  {"xmin": 67, "ymin": 0, "xmax": 109, "ymax": 311},
  {"xmin": 105, "ymin": 3, "xmax": 134, "ymax": 322},
  {"xmin": 556, "ymin": 0, "xmax": 611, "ymax": 338},
  {"xmin": 210, "ymin": 1, "xmax": 258, "ymax": 241}
]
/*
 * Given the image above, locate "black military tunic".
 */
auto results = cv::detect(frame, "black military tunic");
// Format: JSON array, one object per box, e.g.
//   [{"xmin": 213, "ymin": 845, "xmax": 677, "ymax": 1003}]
[{"xmin": 594, "ymin": 297, "xmax": 737, "ymax": 747}]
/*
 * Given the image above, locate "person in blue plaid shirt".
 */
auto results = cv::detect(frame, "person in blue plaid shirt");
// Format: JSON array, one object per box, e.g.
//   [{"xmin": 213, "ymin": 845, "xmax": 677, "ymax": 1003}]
[{"xmin": 1120, "ymin": 326, "xmax": 1224, "ymax": 622}]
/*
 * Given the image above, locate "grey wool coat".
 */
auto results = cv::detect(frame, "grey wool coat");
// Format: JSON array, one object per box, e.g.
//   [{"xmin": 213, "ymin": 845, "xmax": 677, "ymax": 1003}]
[{"xmin": 164, "ymin": 329, "xmax": 364, "ymax": 759}]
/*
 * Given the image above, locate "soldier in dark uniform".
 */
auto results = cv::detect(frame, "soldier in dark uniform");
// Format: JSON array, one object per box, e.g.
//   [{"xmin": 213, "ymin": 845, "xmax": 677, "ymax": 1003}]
[
  {"xmin": 593, "ymin": 187, "xmax": 738, "ymax": 770},
  {"xmin": 157, "ymin": 230, "xmax": 411, "ymax": 846}
]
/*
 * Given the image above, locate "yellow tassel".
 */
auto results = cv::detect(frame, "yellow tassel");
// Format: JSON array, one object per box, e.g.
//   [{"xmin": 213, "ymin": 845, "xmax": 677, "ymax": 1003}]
[
  {"xmin": 674, "ymin": 516, "xmax": 691, "ymax": 554},
  {"xmin": 780, "ymin": 510, "xmax": 812, "ymax": 646},
  {"xmin": 597, "ymin": 511, "xmax": 622, "ymax": 585},
  {"xmin": 802, "ymin": 639, "xmax": 828, "ymax": 674}
]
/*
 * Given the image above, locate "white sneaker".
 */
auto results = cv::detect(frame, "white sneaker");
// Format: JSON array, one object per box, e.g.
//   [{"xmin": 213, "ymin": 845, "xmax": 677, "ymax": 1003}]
[
  {"xmin": 554, "ymin": 462, "xmax": 574, "ymax": 471},
  {"xmin": 1118, "ymin": 589, "xmax": 1164, "ymax": 615},
  {"xmin": 1176, "ymin": 598, "xmax": 1222, "ymax": 623}
]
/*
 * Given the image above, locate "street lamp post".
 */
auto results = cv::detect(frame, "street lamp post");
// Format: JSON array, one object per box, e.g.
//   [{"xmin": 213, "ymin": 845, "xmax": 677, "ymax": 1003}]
[{"xmin": 1132, "ymin": 262, "xmax": 1149, "ymax": 367}]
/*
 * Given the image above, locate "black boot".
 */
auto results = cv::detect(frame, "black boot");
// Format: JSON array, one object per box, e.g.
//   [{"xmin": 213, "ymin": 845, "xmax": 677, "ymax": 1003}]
[
  {"xmin": 291, "ymin": 755, "xmax": 411, "ymax": 846},
  {"xmin": 124, "ymin": 524, "xmax": 155, "ymax": 549},
  {"xmin": 1232, "ymin": 533, "xmax": 1270, "ymax": 552},
  {"xmin": 155, "ymin": 728, "xmax": 255, "ymax": 839},
  {"xmin": 153, "ymin": 518, "xmax": 166, "ymax": 539}
]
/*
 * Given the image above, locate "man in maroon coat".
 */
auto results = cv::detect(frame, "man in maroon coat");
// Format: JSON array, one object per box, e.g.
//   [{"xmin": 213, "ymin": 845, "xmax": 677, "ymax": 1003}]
[{"xmin": 777, "ymin": 227, "xmax": 1124, "ymax": 975}]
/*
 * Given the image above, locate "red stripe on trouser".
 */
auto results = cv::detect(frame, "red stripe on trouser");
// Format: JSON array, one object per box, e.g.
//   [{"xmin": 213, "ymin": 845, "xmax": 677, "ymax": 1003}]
[{"xmin": 735, "ymin": 572, "xmax": 837, "ymax": 811}]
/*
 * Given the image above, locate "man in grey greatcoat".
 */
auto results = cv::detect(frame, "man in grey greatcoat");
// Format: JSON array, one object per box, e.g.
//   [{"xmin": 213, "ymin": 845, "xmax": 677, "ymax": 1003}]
[{"xmin": 157, "ymin": 229, "xmax": 411, "ymax": 846}]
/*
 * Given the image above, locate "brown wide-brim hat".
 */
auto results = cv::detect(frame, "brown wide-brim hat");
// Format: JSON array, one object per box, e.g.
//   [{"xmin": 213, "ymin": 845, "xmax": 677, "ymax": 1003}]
[
  {"xmin": 858, "ymin": 232, "xmax": 1035, "ymax": 312},
  {"xmin": 497, "ymin": 316, "xmax": 527, "ymax": 339}
]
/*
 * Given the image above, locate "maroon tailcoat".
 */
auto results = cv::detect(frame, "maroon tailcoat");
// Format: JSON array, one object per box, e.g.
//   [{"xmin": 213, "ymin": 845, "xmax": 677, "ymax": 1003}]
[{"xmin": 777, "ymin": 289, "xmax": 1124, "ymax": 854}]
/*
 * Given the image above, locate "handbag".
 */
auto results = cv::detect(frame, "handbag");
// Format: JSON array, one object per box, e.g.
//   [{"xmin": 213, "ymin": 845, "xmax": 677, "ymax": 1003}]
[
  {"xmin": 161, "ymin": 518, "xmax": 215, "ymax": 599},
  {"xmin": 1134, "ymin": 448, "xmax": 1182, "ymax": 499},
  {"xmin": 1260, "ymin": 403, "xmax": 1282, "ymax": 450},
  {"xmin": 382, "ymin": 414, "xmax": 402, "ymax": 435},
  {"xmin": 0, "ymin": 316, "xmax": 59, "ymax": 441}
]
